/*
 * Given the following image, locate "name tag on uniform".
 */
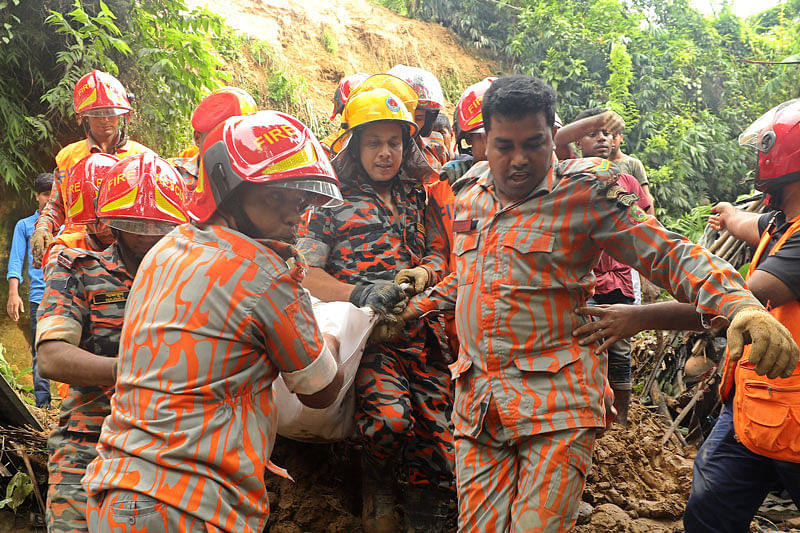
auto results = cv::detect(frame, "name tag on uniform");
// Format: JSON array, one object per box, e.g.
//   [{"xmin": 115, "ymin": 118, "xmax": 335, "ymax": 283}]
[
  {"xmin": 92, "ymin": 290, "xmax": 129, "ymax": 305},
  {"xmin": 452, "ymin": 218, "xmax": 477, "ymax": 233}
]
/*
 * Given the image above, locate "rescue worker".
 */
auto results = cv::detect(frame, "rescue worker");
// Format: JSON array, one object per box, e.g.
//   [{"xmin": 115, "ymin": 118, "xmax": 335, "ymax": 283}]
[
  {"xmin": 440, "ymin": 77, "xmax": 497, "ymax": 185},
  {"xmin": 83, "ymin": 111, "xmax": 345, "ymax": 533},
  {"xmin": 388, "ymin": 64, "xmax": 449, "ymax": 173},
  {"xmin": 401, "ymin": 75, "xmax": 797, "ymax": 532},
  {"xmin": 572, "ymin": 99, "xmax": 800, "ymax": 531},
  {"xmin": 297, "ymin": 88, "xmax": 453, "ymax": 532},
  {"xmin": 321, "ymin": 72, "xmax": 370, "ymax": 154},
  {"xmin": 31, "ymin": 70, "xmax": 151, "ymax": 268},
  {"xmin": 35, "ymin": 153, "xmax": 189, "ymax": 533},
  {"xmin": 171, "ymin": 85, "xmax": 258, "ymax": 190},
  {"xmin": 39, "ymin": 153, "xmax": 119, "ymax": 280}
]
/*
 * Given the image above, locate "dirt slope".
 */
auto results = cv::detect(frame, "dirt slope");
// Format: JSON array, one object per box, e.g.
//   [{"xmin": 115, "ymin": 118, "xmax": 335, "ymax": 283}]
[{"xmin": 186, "ymin": 0, "xmax": 499, "ymax": 116}]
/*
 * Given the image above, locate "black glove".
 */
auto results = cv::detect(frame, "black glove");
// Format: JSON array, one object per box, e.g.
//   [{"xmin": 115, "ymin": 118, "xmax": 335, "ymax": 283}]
[
  {"xmin": 349, "ymin": 281, "xmax": 408, "ymax": 317},
  {"xmin": 439, "ymin": 158, "xmax": 474, "ymax": 185}
]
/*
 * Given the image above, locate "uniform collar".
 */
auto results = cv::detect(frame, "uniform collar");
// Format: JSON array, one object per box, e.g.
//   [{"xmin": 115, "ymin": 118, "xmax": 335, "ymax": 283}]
[{"xmin": 477, "ymin": 153, "xmax": 559, "ymax": 201}]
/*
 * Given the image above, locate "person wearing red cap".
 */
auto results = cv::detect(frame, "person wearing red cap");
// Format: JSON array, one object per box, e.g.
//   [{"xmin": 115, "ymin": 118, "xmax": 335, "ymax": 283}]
[
  {"xmin": 31, "ymin": 70, "xmax": 152, "ymax": 270},
  {"xmin": 36, "ymin": 153, "xmax": 188, "ymax": 533},
  {"xmin": 171, "ymin": 86, "xmax": 258, "ymax": 191}
]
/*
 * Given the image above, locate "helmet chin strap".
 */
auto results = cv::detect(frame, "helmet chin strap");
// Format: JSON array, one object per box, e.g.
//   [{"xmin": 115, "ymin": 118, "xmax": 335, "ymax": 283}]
[{"xmin": 222, "ymin": 187, "xmax": 264, "ymax": 240}]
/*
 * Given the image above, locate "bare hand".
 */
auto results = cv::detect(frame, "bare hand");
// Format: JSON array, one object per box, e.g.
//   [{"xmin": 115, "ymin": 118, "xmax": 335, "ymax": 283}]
[
  {"xmin": 599, "ymin": 110, "xmax": 625, "ymax": 134},
  {"xmin": 6, "ymin": 294, "xmax": 24, "ymax": 322},
  {"xmin": 708, "ymin": 202, "xmax": 735, "ymax": 232},
  {"xmin": 400, "ymin": 297, "xmax": 424, "ymax": 322},
  {"xmin": 573, "ymin": 304, "xmax": 644, "ymax": 352}
]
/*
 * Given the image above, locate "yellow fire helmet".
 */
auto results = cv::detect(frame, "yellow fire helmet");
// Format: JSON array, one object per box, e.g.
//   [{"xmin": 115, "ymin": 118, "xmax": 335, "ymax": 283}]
[
  {"xmin": 346, "ymin": 73, "xmax": 419, "ymax": 115},
  {"xmin": 330, "ymin": 87, "xmax": 419, "ymax": 154}
]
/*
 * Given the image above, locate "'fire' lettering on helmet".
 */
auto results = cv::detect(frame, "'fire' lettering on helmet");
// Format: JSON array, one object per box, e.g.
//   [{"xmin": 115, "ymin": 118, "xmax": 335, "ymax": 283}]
[
  {"xmin": 467, "ymin": 99, "xmax": 481, "ymax": 115},
  {"xmin": 253, "ymin": 125, "xmax": 299, "ymax": 150}
]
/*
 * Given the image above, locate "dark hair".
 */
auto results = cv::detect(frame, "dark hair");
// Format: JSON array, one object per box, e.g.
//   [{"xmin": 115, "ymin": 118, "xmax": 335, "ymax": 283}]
[
  {"xmin": 432, "ymin": 112, "xmax": 451, "ymax": 133},
  {"xmin": 573, "ymin": 107, "xmax": 607, "ymax": 123},
  {"xmin": 482, "ymin": 75, "xmax": 557, "ymax": 132},
  {"xmin": 34, "ymin": 173, "xmax": 55, "ymax": 194}
]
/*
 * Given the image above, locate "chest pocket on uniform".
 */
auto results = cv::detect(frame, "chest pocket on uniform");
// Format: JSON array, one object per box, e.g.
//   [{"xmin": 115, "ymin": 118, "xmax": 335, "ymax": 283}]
[
  {"xmin": 453, "ymin": 231, "xmax": 480, "ymax": 285},
  {"xmin": 499, "ymin": 228, "xmax": 554, "ymax": 288}
]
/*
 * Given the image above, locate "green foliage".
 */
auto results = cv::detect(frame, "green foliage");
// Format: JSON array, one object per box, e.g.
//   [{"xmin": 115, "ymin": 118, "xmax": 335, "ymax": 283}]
[
  {"xmin": 368, "ymin": 0, "xmax": 411, "ymax": 16},
  {"xmin": 605, "ymin": 40, "xmax": 639, "ymax": 130},
  {"xmin": 0, "ymin": 344, "xmax": 33, "ymax": 399},
  {"xmin": 0, "ymin": 0, "xmax": 227, "ymax": 194},
  {"xmin": 0, "ymin": 472, "xmax": 33, "ymax": 512},
  {"xmin": 322, "ymin": 27, "xmax": 338, "ymax": 55},
  {"xmin": 407, "ymin": 0, "xmax": 800, "ymax": 218},
  {"xmin": 663, "ymin": 203, "xmax": 714, "ymax": 243}
]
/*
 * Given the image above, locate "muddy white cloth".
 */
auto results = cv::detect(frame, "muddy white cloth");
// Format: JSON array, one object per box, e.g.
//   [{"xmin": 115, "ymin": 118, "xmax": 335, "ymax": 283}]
[{"xmin": 274, "ymin": 295, "xmax": 377, "ymax": 442}]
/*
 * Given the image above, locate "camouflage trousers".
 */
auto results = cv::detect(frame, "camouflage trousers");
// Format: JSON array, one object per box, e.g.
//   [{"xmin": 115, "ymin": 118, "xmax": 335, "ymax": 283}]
[
  {"xmin": 47, "ymin": 428, "xmax": 101, "ymax": 533},
  {"xmin": 87, "ymin": 490, "xmax": 218, "ymax": 533},
  {"xmin": 355, "ymin": 320, "xmax": 455, "ymax": 491},
  {"xmin": 456, "ymin": 399, "xmax": 596, "ymax": 532}
]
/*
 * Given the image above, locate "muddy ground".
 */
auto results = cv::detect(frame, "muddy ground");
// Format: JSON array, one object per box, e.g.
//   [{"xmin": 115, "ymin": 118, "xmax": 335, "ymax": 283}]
[{"xmin": 264, "ymin": 402, "xmax": 691, "ymax": 532}]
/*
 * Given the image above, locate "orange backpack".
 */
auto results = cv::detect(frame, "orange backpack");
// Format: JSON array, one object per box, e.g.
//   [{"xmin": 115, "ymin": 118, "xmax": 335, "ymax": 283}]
[{"xmin": 721, "ymin": 214, "xmax": 800, "ymax": 463}]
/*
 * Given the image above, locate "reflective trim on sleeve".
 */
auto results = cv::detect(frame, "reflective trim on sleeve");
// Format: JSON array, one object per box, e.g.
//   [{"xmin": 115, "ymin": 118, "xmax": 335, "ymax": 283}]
[
  {"xmin": 280, "ymin": 342, "xmax": 337, "ymax": 395},
  {"xmin": 35, "ymin": 314, "xmax": 82, "ymax": 348}
]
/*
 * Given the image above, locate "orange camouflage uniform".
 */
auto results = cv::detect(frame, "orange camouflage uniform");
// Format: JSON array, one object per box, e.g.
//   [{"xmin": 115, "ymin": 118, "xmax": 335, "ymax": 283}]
[
  {"xmin": 408, "ymin": 158, "xmax": 763, "ymax": 531},
  {"xmin": 296, "ymin": 171, "xmax": 455, "ymax": 490},
  {"xmin": 35, "ymin": 244, "xmax": 134, "ymax": 533},
  {"xmin": 83, "ymin": 223, "xmax": 338, "ymax": 533}
]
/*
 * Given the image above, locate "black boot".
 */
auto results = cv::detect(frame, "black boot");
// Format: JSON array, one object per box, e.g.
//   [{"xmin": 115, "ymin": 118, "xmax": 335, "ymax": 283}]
[
  {"xmin": 612, "ymin": 387, "xmax": 631, "ymax": 427},
  {"xmin": 362, "ymin": 456, "xmax": 398, "ymax": 533},
  {"xmin": 402, "ymin": 486, "xmax": 450, "ymax": 533}
]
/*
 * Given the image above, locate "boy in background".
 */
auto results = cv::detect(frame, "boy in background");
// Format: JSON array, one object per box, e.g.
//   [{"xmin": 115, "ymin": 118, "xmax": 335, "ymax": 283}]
[{"xmin": 6, "ymin": 172, "xmax": 55, "ymax": 408}]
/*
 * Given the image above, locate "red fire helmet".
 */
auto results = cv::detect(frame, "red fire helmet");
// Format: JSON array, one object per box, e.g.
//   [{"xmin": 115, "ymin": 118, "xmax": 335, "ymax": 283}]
[
  {"xmin": 73, "ymin": 70, "xmax": 132, "ymax": 117},
  {"xmin": 65, "ymin": 153, "xmax": 121, "ymax": 225},
  {"xmin": 191, "ymin": 86, "xmax": 258, "ymax": 134},
  {"xmin": 739, "ymin": 98, "xmax": 800, "ymax": 192},
  {"xmin": 189, "ymin": 110, "xmax": 342, "ymax": 223},
  {"xmin": 96, "ymin": 153, "xmax": 189, "ymax": 235}
]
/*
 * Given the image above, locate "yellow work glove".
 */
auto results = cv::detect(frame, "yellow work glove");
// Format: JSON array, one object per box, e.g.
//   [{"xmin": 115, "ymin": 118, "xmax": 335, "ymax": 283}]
[
  {"xmin": 30, "ymin": 227, "xmax": 53, "ymax": 269},
  {"xmin": 367, "ymin": 314, "xmax": 406, "ymax": 345},
  {"xmin": 727, "ymin": 306, "xmax": 799, "ymax": 379},
  {"xmin": 394, "ymin": 267, "xmax": 429, "ymax": 295}
]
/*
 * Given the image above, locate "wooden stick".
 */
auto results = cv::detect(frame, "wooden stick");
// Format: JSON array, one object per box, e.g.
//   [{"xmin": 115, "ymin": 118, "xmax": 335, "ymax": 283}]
[{"xmin": 19, "ymin": 448, "xmax": 45, "ymax": 515}]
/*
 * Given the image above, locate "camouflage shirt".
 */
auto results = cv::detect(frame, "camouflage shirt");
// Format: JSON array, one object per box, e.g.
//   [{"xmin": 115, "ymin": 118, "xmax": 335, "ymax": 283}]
[
  {"xmin": 36, "ymin": 243, "xmax": 133, "ymax": 436},
  {"xmin": 297, "ymin": 173, "xmax": 447, "ymax": 285}
]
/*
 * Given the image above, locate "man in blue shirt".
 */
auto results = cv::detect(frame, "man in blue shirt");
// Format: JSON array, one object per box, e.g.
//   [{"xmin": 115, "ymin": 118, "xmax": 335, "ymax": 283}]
[{"xmin": 7, "ymin": 173, "xmax": 54, "ymax": 407}]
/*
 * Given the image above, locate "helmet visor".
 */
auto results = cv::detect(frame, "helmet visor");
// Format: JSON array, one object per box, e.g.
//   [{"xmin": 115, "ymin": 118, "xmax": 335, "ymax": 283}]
[
  {"xmin": 80, "ymin": 107, "xmax": 129, "ymax": 118},
  {"xmin": 267, "ymin": 179, "xmax": 343, "ymax": 208},
  {"xmin": 739, "ymin": 99, "xmax": 799, "ymax": 153},
  {"xmin": 102, "ymin": 218, "xmax": 179, "ymax": 235}
]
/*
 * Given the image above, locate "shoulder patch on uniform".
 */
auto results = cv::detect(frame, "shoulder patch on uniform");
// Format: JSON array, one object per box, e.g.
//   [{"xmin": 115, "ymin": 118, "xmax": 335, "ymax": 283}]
[
  {"xmin": 617, "ymin": 192, "xmax": 639, "ymax": 208},
  {"xmin": 628, "ymin": 204, "xmax": 648, "ymax": 223},
  {"xmin": 92, "ymin": 290, "xmax": 129, "ymax": 305},
  {"xmin": 57, "ymin": 252, "xmax": 75, "ymax": 270}
]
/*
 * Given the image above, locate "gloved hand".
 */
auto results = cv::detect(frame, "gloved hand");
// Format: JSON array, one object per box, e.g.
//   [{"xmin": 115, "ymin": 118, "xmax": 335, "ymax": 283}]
[
  {"xmin": 367, "ymin": 314, "xmax": 406, "ymax": 345},
  {"xmin": 439, "ymin": 159, "xmax": 474, "ymax": 185},
  {"xmin": 30, "ymin": 227, "xmax": 53, "ymax": 269},
  {"xmin": 394, "ymin": 267, "xmax": 429, "ymax": 295},
  {"xmin": 349, "ymin": 281, "xmax": 408, "ymax": 317},
  {"xmin": 727, "ymin": 306, "xmax": 799, "ymax": 379}
]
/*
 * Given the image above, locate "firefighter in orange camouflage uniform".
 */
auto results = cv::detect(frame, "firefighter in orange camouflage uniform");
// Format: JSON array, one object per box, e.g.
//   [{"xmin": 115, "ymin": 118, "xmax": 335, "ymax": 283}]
[
  {"xmin": 402, "ymin": 75, "xmax": 795, "ymax": 532},
  {"xmin": 297, "ymin": 87, "xmax": 454, "ymax": 533},
  {"xmin": 31, "ymin": 70, "xmax": 151, "ymax": 269},
  {"xmin": 83, "ymin": 111, "xmax": 344, "ymax": 533},
  {"xmin": 35, "ymin": 153, "xmax": 188, "ymax": 533}
]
